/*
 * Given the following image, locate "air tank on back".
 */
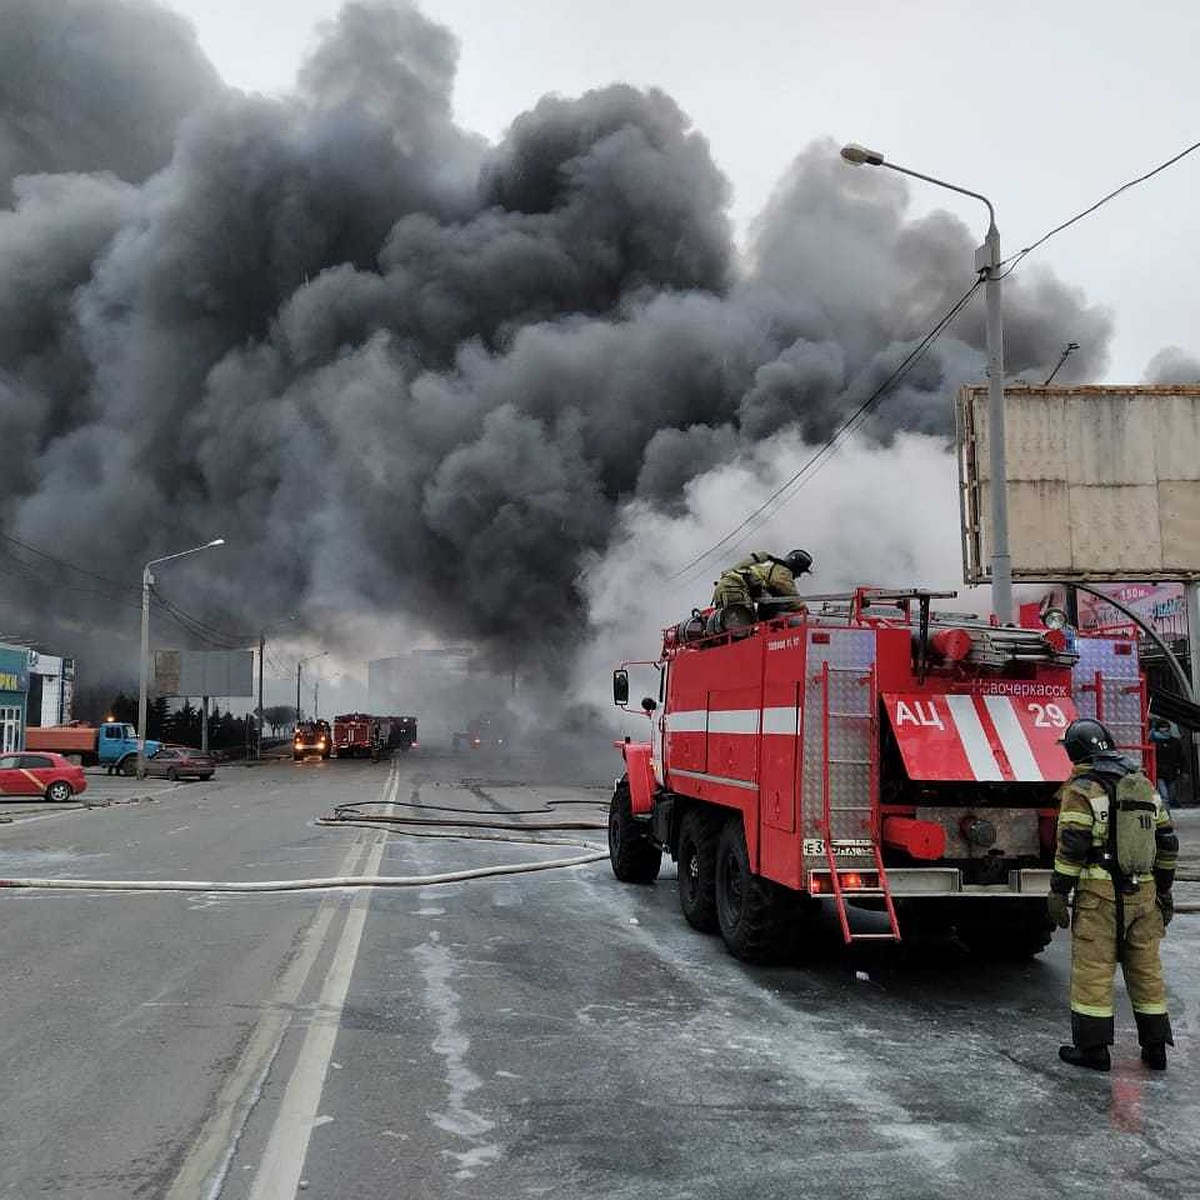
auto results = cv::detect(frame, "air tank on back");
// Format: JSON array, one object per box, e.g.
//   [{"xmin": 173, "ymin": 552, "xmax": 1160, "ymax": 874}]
[
  {"xmin": 673, "ymin": 611, "xmax": 708, "ymax": 644},
  {"xmin": 705, "ymin": 603, "xmax": 756, "ymax": 636}
]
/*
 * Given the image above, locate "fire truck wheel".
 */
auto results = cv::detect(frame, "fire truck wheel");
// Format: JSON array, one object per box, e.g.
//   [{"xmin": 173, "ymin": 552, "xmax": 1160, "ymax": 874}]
[
  {"xmin": 954, "ymin": 900, "xmax": 1054, "ymax": 960},
  {"xmin": 715, "ymin": 818, "xmax": 784, "ymax": 963},
  {"xmin": 608, "ymin": 780, "xmax": 661, "ymax": 885},
  {"xmin": 677, "ymin": 809, "xmax": 719, "ymax": 932}
]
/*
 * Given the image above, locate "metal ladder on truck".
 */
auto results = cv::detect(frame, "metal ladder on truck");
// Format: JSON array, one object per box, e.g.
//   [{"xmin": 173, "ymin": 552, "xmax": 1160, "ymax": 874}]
[
  {"xmin": 1079, "ymin": 667, "xmax": 1149, "ymax": 766},
  {"xmin": 816, "ymin": 661, "xmax": 901, "ymax": 944}
]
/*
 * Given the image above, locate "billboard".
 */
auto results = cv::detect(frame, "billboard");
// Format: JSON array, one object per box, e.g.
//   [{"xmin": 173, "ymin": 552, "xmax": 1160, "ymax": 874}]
[
  {"xmin": 156, "ymin": 649, "xmax": 254, "ymax": 697},
  {"xmin": 958, "ymin": 385, "xmax": 1200, "ymax": 583}
]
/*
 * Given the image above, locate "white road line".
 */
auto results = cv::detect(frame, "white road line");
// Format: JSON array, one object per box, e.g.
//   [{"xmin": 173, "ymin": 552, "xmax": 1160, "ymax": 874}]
[
  {"xmin": 247, "ymin": 763, "xmax": 397, "ymax": 1200},
  {"xmin": 163, "ymin": 840, "xmax": 370, "ymax": 1200},
  {"xmin": 164, "ymin": 761, "xmax": 397, "ymax": 1200}
]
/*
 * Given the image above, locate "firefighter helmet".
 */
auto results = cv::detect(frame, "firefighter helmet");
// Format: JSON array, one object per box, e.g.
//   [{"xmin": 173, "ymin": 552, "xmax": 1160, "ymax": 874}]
[
  {"xmin": 1058, "ymin": 718, "xmax": 1115, "ymax": 763},
  {"xmin": 783, "ymin": 549, "xmax": 813, "ymax": 577}
]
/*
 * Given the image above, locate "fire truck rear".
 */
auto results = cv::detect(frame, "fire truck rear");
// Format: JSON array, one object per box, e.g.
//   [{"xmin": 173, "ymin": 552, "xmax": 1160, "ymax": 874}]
[
  {"xmin": 332, "ymin": 713, "xmax": 376, "ymax": 760},
  {"xmin": 609, "ymin": 588, "xmax": 1148, "ymax": 961}
]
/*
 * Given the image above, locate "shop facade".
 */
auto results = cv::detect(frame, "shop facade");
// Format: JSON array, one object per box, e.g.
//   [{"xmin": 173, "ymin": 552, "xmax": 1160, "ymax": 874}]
[{"xmin": 0, "ymin": 643, "xmax": 30, "ymax": 753}]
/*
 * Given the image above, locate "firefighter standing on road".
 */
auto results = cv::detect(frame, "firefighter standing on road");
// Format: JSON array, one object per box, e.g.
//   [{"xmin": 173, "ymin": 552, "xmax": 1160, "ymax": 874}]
[
  {"xmin": 711, "ymin": 549, "xmax": 812, "ymax": 613},
  {"xmin": 1047, "ymin": 718, "xmax": 1177, "ymax": 1072}
]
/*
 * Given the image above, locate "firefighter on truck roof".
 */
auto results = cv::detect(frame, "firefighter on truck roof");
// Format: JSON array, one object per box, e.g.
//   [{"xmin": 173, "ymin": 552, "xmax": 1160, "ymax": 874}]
[
  {"xmin": 1048, "ymin": 718, "xmax": 1177, "ymax": 1072},
  {"xmin": 711, "ymin": 549, "xmax": 813, "ymax": 614}
]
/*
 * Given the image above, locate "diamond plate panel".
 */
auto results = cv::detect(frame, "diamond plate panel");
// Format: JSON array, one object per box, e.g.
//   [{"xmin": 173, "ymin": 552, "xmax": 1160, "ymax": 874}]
[
  {"xmin": 801, "ymin": 629, "xmax": 877, "ymax": 862},
  {"xmin": 1072, "ymin": 639, "xmax": 1145, "ymax": 766}
]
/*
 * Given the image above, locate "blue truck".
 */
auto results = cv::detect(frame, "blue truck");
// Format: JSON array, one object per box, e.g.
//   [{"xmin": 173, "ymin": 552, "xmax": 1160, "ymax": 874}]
[{"xmin": 26, "ymin": 721, "xmax": 161, "ymax": 775}]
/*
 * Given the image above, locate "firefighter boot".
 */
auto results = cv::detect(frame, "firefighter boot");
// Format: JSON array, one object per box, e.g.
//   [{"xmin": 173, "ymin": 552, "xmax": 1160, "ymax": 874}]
[
  {"xmin": 1141, "ymin": 1044, "xmax": 1167, "ymax": 1071},
  {"xmin": 1058, "ymin": 1044, "xmax": 1112, "ymax": 1072}
]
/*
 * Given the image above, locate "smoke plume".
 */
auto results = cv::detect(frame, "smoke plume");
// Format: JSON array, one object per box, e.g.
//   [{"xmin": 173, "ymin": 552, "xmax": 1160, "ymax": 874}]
[{"xmin": 0, "ymin": 0, "xmax": 1118, "ymax": 692}]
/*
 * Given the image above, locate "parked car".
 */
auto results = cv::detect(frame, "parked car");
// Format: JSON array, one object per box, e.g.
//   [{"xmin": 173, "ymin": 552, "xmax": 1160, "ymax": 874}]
[
  {"xmin": 144, "ymin": 745, "xmax": 215, "ymax": 782},
  {"xmin": 0, "ymin": 751, "xmax": 88, "ymax": 802}
]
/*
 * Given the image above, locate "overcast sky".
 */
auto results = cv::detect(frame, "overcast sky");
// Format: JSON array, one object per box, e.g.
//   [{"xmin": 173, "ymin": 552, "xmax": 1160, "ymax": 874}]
[{"xmin": 162, "ymin": 0, "xmax": 1200, "ymax": 385}]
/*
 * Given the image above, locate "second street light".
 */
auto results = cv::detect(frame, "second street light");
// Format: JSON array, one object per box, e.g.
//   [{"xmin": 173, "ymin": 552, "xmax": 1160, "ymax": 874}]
[
  {"xmin": 840, "ymin": 143, "xmax": 1012, "ymax": 624},
  {"xmin": 296, "ymin": 651, "xmax": 328, "ymax": 722},
  {"xmin": 137, "ymin": 537, "xmax": 225, "ymax": 778}
]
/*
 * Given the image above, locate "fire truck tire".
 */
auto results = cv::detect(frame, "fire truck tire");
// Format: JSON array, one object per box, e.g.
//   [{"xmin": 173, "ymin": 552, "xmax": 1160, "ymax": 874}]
[
  {"xmin": 954, "ymin": 900, "xmax": 1054, "ymax": 960},
  {"xmin": 677, "ymin": 809, "xmax": 719, "ymax": 932},
  {"xmin": 715, "ymin": 818, "xmax": 784, "ymax": 962},
  {"xmin": 608, "ymin": 781, "xmax": 661, "ymax": 885}
]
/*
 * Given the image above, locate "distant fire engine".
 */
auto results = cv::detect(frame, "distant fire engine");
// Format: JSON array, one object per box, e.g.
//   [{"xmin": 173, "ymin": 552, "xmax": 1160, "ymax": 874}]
[
  {"xmin": 331, "ymin": 713, "xmax": 418, "ymax": 760},
  {"xmin": 609, "ymin": 589, "xmax": 1147, "ymax": 961}
]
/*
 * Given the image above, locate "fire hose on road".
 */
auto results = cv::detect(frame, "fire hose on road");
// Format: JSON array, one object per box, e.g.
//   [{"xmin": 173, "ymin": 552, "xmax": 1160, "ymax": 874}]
[{"xmin": 0, "ymin": 795, "xmax": 612, "ymax": 893}]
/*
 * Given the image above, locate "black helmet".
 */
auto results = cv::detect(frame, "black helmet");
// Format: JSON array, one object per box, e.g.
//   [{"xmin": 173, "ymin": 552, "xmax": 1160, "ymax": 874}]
[
  {"xmin": 1059, "ymin": 718, "xmax": 1115, "ymax": 763},
  {"xmin": 783, "ymin": 549, "xmax": 813, "ymax": 576}
]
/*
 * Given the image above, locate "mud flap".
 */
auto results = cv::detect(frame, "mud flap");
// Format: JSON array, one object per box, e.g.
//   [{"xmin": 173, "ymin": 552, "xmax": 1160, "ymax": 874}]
[{"xmin": 622, "ymin": 742, "xmax": 656, "ymax": 815}]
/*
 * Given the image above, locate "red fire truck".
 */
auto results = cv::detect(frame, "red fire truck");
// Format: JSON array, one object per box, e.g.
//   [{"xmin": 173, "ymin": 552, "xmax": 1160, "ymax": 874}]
[
  {"xmin": 609, "ymin": 588, "xmax": 1147, "ymax": 962},
  {"xmin": 332, "ymin": 713, "xmax": 377, "ymax": 760},
  {"xmin": 332, "ymin": 713, "xmax": 418, "ymax": 760}
]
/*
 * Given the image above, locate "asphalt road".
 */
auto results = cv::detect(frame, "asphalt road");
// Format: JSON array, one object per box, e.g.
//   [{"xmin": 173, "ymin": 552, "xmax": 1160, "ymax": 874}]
[{"xmin": 0, "ymin": 754, "xmax": 1197, "ymax": 1199}]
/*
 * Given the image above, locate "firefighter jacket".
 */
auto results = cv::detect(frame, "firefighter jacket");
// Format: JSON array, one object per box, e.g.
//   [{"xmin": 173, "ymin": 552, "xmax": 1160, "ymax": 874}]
[
  {"xmin": 1052, "ymin": 753, "xmax": 1176, "ymax": 1050},
  {"xmin": 712, "ymin": 552, "xmax": 799, "ymax": 608},
  {"xmin": 1052, "ymin": 755, "xmax": 1177, "ymax": 898}
]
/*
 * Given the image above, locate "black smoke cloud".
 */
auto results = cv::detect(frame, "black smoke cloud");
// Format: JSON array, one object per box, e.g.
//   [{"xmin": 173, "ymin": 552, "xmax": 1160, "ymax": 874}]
[
  {"xmin": 0, "ymin": 0, "xmax": 1114, "ymax": 682},
  {"xmin": 0, "ymin": 0, "xmax": 221, "ymax": 202}
]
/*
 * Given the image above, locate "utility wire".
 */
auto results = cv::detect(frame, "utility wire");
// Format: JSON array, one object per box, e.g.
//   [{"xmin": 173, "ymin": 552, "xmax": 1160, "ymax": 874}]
[
  {"xmin": 996, "ymin": 137, "xmax": 1200, "ymax": 279},
  {"xmin": 0, "ymin": 529, "xmax": 251, "ymax": 647},
  {"xmin": 668, "ymin": 277, "xmax": 984, "ymax": 584}
]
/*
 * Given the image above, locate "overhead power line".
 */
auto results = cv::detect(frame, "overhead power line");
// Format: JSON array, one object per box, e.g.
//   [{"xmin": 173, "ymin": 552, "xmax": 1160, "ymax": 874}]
[
  {"xmin": 997, "ymin": 137, "xmax": 1200, "ymax": 279},
  {"xmin": 669, "ymin": 277, "xmax": 984, "ymax": 584},
  {"xmin": 0, "ymin": 530, "xmax": 251, "ymax": 648}
]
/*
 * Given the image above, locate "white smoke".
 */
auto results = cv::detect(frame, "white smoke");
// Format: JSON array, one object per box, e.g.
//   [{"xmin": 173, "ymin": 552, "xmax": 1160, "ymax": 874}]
[{"xmin": 573, "ymin": 433, "xmax": 992, "ymax": 709}]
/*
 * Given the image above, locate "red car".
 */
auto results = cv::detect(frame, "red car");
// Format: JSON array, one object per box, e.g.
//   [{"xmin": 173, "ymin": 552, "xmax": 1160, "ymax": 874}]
[
  {"xmin": 0, "ymin": 751, "xmax": 88, "ymax": 802},
  {"xmin": 144, "ymin": 745, "xmax": 216, "ymax": 781}
]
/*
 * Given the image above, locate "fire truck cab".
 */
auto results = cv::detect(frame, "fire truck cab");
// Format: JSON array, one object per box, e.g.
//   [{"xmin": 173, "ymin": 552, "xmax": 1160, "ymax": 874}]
[{"xmin": 609, "ymin": 588, "xmax": 1147, "ymax": 962}]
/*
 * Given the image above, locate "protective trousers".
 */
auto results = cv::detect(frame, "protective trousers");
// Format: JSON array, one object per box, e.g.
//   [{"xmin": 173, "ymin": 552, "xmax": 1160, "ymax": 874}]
[
  {"xmin": 1070, "ymin": 880, "xmax": 1172, "ymax": 1049},
  {"xmin": 712, "ymin": 571, "xmax": 753, "ymax": 608}
]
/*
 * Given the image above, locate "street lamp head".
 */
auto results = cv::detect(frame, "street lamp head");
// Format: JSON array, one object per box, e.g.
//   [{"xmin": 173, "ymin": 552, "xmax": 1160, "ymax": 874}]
[
  {"xmin": 207, "ymin": 538, "xmax": 226, "ymax": 548},
  {"xmin": 840, "ymin": 143, "xmax": 885, "ymax": 167}
]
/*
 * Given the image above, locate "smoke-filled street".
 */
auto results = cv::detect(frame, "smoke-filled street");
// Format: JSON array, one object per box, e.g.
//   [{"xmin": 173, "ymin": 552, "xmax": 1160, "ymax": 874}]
[{"xmin": 0, "ymin": 753, "xmax": 1196, "ymax": 1200}]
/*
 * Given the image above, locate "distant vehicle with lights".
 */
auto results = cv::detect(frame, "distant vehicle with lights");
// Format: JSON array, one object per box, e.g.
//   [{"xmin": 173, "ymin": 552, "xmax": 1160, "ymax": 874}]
[
  {"xmin": 293, "ymin": 720, "xmax": 331, "ymax": 760},
  {"xmin": 452, "ymin": 711, "xmax": 513, "ymax": 752},
  {"xmin": 608, "ymin": 589, "xmax": 1146, "ymax": 963}
]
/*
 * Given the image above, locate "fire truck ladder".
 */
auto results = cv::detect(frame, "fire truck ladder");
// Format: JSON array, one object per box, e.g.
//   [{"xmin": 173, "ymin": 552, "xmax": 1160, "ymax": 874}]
[
  {"xmin": 1080, "ymin": 668, "xmax": 1149, "ymax": 763},
  {"xmin": 817, "ymin": 662, "xmax": 900, "ymax": 944}
]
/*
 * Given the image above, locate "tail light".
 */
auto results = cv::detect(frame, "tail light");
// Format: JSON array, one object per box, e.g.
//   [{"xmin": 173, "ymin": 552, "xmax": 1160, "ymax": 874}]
[{"xmin": 810, "ymin": 871, "xmax": 879, "ymax": 893}]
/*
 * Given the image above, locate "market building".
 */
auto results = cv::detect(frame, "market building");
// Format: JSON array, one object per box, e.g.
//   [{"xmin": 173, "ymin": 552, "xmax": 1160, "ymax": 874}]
[{"xmin": 0, "ymin": 642, "xmax": 30, "ymax": 753}]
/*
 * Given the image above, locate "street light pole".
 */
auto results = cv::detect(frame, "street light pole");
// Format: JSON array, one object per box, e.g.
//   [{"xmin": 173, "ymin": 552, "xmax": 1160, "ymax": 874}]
[
  {"xmin": 840, "ymin": 144, "xmax": 1013, "ymax": 623},
  {"xmin": 295, "ymin": 650, "xmax": 328, "ymax": 725},
  {"xmin": 137, "ymin": 538, "xmax": 225, "ymax": 778},
  {"xmin": 257, "ymin": 633, "xmax": 265, "ymax": 760}
]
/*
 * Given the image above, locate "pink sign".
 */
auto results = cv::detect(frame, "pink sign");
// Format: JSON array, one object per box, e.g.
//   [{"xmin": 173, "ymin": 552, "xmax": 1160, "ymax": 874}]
[{"xmin": 1075, "ymin": 583, "xmax": 1186, "ymax": 637}]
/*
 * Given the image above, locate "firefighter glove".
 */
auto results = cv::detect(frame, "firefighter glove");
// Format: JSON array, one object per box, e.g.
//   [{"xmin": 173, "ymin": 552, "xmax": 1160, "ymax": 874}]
[
  {"xmin": 1047, "ymin": 892, "xmax": 1071, "ymax": 929},
  {"xmin": 1158, "ymin": 891, "xmax": 1174, "ymax": 932}
]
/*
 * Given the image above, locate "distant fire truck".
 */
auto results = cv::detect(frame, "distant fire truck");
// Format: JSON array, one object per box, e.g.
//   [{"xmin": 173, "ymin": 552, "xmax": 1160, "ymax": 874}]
[
  {"xmin": 332, "ymin": 713, "xmax": 418, "ymax": 760},
  {"xmin": 609, "ymin": 589, "xmax": 1148, "ymax": 962},
  {"xmin": 292, "ymin": 719, "xmax": 331, "ymax": 760},
  {"xmin": 332, "ymin": 713, "xmax": 376, "ymax": 760}
]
